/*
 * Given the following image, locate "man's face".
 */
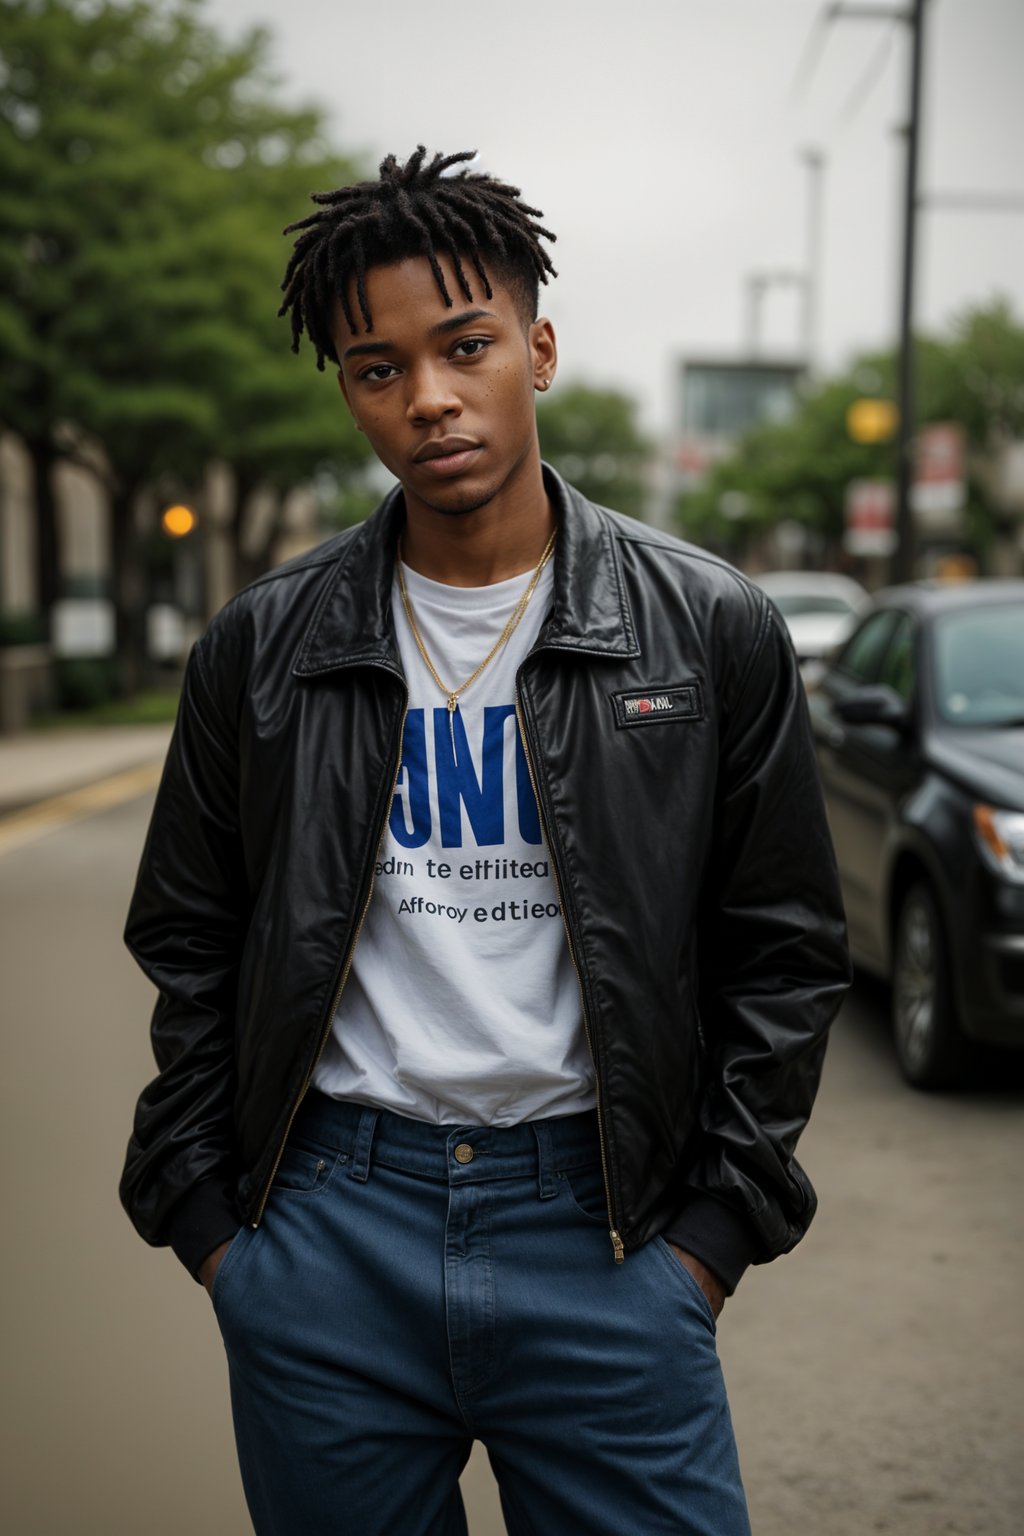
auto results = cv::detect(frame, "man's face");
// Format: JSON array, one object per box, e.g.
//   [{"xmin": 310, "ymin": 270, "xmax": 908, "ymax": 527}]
[{"xmin": 332, "ymin": 252, "xmax": 556, "ymax": 519}]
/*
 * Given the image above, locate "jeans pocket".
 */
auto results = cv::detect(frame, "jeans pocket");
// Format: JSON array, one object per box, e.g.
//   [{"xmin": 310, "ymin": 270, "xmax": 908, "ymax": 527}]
[
  {"xmin": 210, "ymin": 1226, "xmax": 248, "ymax": 1312},
  {"xmin": 272, "ymin": 1142, "xmax": 341, "ymax": 1196},
  {"xmin": 654, "ymin": 1237, "xmax": 718, "ymax": 1333},
  {"xmin": 560, "ymin": 1162, "xmax": 610, "ymax": 1227}
]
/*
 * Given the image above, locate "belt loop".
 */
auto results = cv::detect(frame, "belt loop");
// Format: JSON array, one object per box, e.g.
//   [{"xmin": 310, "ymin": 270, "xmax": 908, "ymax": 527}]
[
  {"xmin": 531, "ymin": 1119, "xmax": 559, "ymax": 1200},
  {"xmin": 348, "ymin": 1108, "xmax": 380, "ymax": 1182}
]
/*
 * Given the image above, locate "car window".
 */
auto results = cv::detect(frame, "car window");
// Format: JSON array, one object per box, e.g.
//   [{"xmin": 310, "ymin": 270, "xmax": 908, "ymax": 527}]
[
  {"xmin": 878, "ymin": 613, "xmax": 915, "ymax": 700},
  {"xmin": 934, "ymin": 602, "xmax": 1024, "ymax": 726},
  {"xmin": 833, "ymin": 610, "xmax": 900, "ymax": 684},
  {"xmin": 769, "ymin": 594, "xmax": 857, "ymax": 619}
]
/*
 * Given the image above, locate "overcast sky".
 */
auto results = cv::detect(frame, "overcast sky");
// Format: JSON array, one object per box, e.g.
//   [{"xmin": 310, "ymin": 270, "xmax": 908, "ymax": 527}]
[{"xmin": 207, "ymin": 0, "xmax": 1024, "ymax": 432}]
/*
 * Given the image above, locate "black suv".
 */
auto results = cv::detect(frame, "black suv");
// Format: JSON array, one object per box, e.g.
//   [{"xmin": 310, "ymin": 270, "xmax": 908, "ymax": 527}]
[{"xmin": 806, "ymin": 580, "xmax": 1024, "ymax": 1087}]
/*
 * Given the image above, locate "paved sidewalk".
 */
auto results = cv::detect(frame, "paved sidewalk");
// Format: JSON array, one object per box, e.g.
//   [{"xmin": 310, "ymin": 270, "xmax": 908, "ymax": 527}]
[{"xmin": 0, "ymin": 724, "xmax": 173, "ymax": 816}]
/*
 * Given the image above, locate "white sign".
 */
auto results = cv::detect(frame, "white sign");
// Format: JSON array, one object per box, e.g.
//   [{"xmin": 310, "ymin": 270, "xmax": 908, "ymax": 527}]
[
  {"xmin": 911, "ymin": 423, "xmax": 966, "ymax": 528},
  {"xmin": 147, "ymin": 604, "xmax": 186, "ymax": 663},
  {"xmin": 52, "ymin": 599, "xmax": 115, "ymax": 657},
  {"xmin": 995, "ymin": 439, "xmax": 1024, "ymax": 514}
]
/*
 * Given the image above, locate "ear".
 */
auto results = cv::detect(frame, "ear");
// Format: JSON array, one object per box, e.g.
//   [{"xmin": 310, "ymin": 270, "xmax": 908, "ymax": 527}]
[{"xmin": 529, "ymin": 317, "xmax": 557, "ymax": 393}]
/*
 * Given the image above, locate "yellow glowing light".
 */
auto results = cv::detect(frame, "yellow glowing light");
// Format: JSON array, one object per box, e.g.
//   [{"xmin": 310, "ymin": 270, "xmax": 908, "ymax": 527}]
[
  {"xmin": 846, "ymin": 398, "xmax": 899, "ymax": 444},
  {"xmin": 162, "ymin": 504, "xmax": 196, "ymax": 537}
]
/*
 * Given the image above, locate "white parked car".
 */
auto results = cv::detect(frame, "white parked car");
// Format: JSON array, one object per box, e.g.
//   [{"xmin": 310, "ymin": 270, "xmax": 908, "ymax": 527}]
[{"xmin": 755, "ymin": 572, "xmax": 870, "ymax": 670}]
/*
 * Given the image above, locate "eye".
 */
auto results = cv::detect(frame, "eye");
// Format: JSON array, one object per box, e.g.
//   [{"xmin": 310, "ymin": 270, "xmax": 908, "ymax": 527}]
[
  {"xmin": 359, "ymin": 362, "xmax": 398, "ymax": 382},
  {"xmin": 451, "ymin": 337, "xmax": 492, "ymax": 359}
]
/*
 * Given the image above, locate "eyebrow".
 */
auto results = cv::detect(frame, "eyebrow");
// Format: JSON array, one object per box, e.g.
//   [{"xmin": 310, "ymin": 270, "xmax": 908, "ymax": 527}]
[
  {"xmin": 431, "ymin": 307, "xmax": 494, "ymax": 336},
  {"xmin": 342, "ymin": 308, "xmax": 496, "ymax": 361}
]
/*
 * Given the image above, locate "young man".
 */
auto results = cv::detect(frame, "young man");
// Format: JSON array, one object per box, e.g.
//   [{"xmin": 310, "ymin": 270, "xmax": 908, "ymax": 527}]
[{"xmin": 121, "ymin": 147, "xmax": 850, "ymax": 1535}]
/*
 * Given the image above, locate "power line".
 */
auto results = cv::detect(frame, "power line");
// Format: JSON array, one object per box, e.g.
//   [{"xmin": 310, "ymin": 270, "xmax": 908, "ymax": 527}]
[
  {"xmin": 922, "ymin": 191, "xmax": 1024, "ymax": 213},
  {"xmin": 837, "ymin": 18, "xmax": 899, "ymax": 127},
  {"xmin": 789, "ymin": 5, "xmax": 834, "ymax": 104}
]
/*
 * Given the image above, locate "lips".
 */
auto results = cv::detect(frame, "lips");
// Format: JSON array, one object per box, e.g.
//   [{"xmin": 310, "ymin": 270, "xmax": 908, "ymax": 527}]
[{"xmin": 412, "ymin": 437, "xmax": 483, "ymax": 475}]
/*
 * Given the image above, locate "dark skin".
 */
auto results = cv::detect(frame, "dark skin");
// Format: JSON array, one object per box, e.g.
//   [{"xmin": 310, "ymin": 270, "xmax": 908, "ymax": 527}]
[
  {"xmin": 335, "ymin": 251, "xmax": 557, "ymax": 586},
  {"xmin": 200, "ymin": 251, "xmax": 726, "ymax": 1320}
]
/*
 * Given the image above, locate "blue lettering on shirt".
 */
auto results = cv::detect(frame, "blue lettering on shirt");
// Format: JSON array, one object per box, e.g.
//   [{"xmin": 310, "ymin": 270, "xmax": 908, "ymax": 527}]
[
  {"xmin": 389, "ymin": 705, "xmax": 542, "ymax": 849},
  {"xmin": 389, "ymin": 709, "xmax": 431, "ymax": 849}
]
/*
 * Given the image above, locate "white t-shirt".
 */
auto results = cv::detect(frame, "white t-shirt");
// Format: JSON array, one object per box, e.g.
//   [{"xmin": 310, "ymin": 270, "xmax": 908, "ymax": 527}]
[{"xmin": 314, "ymin": 558, "xmax": 595, "ymax": 1125}]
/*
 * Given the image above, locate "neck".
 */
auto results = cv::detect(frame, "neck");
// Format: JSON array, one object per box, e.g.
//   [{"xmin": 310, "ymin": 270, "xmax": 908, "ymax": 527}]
[{"xmin": 399, "ymin": 453, "xmax": 555, "ymax": 587}]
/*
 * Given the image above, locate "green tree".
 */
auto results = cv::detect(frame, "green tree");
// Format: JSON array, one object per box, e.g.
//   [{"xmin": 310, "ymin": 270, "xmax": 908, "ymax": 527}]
[
  {"xmin": 203, "ymin": 193, "xmax": 371, "ymax": 590},
  {"xmin": 0, "ymin": 0, "xmax": 369, "ymax": 688},
  {"xmin": 923, "ymin": 299, "xmax": 1024, "ymax": 444},
  {"xmin": 537, "ymin": 382, "xmax": 651, "ymax": 520},
  {"xmin": 676, "ymin": 371, "xmax": 891, "ymax": 557},
  {"xmin": 676, "ymin": 300, "xmax": 1024, "ymax": 566}
]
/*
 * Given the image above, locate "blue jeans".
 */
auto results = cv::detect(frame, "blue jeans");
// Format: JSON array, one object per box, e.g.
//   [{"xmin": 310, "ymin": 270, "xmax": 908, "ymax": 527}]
[{"xmin": 212, "ymin": 1093, "xmax": 750, "ymax": 1536}]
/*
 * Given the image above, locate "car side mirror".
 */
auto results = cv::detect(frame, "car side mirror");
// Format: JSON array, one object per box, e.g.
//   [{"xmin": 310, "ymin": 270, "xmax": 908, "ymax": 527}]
[{"xmin": 835, "ymin": 686, "xmax": 911, "ymax": 731}]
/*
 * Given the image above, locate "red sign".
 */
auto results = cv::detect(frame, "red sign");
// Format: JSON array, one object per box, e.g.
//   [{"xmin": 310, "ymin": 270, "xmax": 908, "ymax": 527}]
[
  {"xmin": 916, "ymin": 422, "xmax": 965, "ymax": 485},
  {"xmin": 844, "ymin": 479, "xmax": 896, "ymax": 558},
  {"xmin": 912, "ymin": 423, "xmax": 966, "ymax": 523}
]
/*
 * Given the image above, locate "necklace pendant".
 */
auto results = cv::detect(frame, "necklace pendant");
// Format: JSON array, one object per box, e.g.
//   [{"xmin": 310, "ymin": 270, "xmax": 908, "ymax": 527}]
[{"xmin": 396, "ymin": 527, "xmax": 556, "ymax": 729}]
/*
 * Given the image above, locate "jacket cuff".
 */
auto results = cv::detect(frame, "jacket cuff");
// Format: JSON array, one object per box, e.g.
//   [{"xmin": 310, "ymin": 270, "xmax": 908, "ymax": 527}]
[
  {"xmin": 163, "ymin": 1179, "xmax": 242, "ymax": 1282},
  {"xmin": 660, "ymin": 1195, "xmax": 761, "ymax": 1296}
]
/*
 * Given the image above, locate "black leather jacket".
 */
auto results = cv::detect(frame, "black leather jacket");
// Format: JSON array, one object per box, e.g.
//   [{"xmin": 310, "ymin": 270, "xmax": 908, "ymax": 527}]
[{"xmin": 121, "ymin": 469, "xmax": 851, "ymax": 1290}]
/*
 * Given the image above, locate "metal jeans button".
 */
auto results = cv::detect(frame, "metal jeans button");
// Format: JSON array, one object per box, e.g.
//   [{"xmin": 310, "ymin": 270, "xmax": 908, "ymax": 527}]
[{"xmin": 453, "ymin": 1143, "xmax": 475, "ymax": 1165}]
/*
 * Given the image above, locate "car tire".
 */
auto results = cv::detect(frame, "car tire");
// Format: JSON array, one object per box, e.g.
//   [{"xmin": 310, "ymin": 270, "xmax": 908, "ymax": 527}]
[{"xmin": 891, "ymin": 881, "xmax": 969, "ymax": 1089}]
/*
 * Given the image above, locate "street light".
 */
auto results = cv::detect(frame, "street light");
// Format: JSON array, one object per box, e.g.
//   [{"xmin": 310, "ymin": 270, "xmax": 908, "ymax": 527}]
[
  {"xmin": 745, "ymin": 270, "xmax": 808, "ymax": 356},
  {"xmin": 161, "ymin": 504, "xmax": 197, "ymax": 538},
  {"xmin": 799, "ymin": 146, "xmax": 826, "ymax": 373}
]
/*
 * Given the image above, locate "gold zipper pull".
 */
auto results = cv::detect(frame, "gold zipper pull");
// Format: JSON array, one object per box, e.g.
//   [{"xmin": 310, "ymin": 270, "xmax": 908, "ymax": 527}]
[{"xmin": 610, "ymin": 1230, "xmax": 625, "ymax": 1263}]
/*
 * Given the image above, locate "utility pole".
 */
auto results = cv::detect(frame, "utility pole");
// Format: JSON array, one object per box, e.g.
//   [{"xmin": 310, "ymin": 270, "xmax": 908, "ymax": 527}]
[
  {"xmin": 800, "ymin": 147, "xmax": 826, "ymax": 374},
  {"xmin": 746, "ymin": 274, "xmax": 768, "ymax": 356},
  {"xmin": 745, "ymin": 270, "xmax": 807, "ymax": 357},
  {"xmin": 828, "ymin": 1, "xmax": 928, "ymax": 582},
  {"xmin": 894, "ymin": 0, "xmax": 927, "ymax": 581}
]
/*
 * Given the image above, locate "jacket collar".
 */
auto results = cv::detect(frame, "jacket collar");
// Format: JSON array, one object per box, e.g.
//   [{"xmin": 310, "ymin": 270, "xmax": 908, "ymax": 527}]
[{"xmin": 293, "ymin": 464, "xmax": 639, "ymax": 679}]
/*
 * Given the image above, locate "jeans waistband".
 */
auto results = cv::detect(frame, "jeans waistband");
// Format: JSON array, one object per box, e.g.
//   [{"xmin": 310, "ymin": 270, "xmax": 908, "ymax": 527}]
[{"xmin": 294, "ymin": 1090, "xmax": 602, "ymax": 1189}]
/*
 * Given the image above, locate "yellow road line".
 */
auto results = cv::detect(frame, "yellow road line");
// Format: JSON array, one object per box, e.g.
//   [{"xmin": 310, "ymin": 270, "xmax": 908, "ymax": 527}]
[{"xmin": 0, "ymin": 761, "xmax": 163, "ymax": 858}]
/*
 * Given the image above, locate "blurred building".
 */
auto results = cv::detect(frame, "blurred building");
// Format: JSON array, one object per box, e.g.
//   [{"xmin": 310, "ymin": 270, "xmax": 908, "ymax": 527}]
[
  {"xmin": 665, "ymin": 354, "xmax": 808, "ymax": 566},
  {"xmin": 673, "ymin": 356, "xmax": 807, "ymax": 494},
  {"xmin": 0, "ymin": 435, "xmax": 49, "ymax": 732},
  {"xmin": 0, "ymin": 430, "xmax": 326, "ymax": 732}
]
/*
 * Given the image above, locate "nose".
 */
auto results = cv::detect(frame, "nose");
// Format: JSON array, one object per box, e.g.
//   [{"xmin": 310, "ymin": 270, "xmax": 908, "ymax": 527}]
[{"xmin": 405, "ymin": 361, "xmax": 461, "ymax": 424}]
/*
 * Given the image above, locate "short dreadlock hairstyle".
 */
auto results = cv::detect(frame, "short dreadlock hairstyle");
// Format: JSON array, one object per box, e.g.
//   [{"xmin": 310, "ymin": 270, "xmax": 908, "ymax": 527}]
[{"xmin": 278, "ymin": 146, "xmax": 558, "ymax": 371}]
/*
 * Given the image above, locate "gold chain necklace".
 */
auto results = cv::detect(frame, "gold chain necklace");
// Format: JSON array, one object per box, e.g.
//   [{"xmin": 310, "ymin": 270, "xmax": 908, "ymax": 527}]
[{"xmin": 397, "ymin": 526, "xmax": 557, "ymax": 718}]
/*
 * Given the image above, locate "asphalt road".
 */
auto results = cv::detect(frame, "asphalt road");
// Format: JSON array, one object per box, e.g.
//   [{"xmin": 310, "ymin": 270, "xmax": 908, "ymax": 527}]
[{"xmin": 2, "ymin": 788, "xmax": 1022, "ymax": 1534}]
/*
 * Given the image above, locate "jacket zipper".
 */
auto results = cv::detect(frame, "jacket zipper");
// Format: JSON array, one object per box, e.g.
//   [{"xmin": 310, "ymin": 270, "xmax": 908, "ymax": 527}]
[
  {"xmin": 251, "ymin": 691, "xmax": 409, "ymax": 1226},
  {"xmin": 515, "ymin": 686, "xmax": 624, "ymax": 1263}
]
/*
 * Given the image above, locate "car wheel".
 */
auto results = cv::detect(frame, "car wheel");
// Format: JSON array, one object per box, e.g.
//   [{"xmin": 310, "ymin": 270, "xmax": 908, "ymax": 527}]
[{"xmin": 891, "ymin": 881, "xmax": 969, "ymax": 1088}]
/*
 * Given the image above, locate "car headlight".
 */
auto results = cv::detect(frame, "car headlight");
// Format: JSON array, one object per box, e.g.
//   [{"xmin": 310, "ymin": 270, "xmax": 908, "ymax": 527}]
[{"xmin": 973, "ymin": 805, "xmax": 1024, "ymax": 883}]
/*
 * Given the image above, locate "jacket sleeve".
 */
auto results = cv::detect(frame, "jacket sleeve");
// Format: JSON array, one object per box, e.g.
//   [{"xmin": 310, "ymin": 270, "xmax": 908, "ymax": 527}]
[
  {"xmin": 664, "ymin": 594, "xmax": 851, "ymax": 1291},
  {"xmin": 119, "ymin": 635, "xmax": 250, "ymax": 1279}
]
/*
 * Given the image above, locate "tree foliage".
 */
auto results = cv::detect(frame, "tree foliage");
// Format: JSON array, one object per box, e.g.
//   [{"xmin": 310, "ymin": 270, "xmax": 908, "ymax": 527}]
[
  {"xmin": 676, "ymin": 300, "xmax": 1024, "ymax": 562},
  {"xmin": 537, "ymin": 382, "xmax": 651, "ymax": 521},
  {"xmin": 0, "ymin": 0, "xmax": 371, "ymax": 682}
]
